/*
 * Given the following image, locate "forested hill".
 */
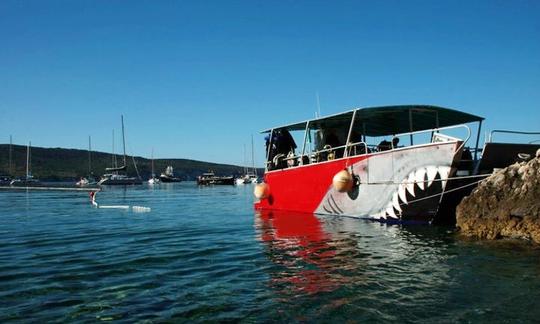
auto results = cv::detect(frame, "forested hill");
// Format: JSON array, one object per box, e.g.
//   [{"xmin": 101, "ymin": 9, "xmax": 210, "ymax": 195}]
[{"xmin": 0, "ymin": 144, "xmax": 263, "ymax": 181}]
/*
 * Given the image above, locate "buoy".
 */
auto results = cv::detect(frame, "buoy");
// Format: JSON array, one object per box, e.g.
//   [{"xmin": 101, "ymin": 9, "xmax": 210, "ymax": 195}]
[
  {"xmin": 254, "ymin": 183, "xmax": 270, "ymax": 199},
  {"xmin": 132, "ymin": 206, "xmax": 151, "ymax": 213},
  {"xmin": 333, "ymin": 169, "xmax": 353, "ymax": 192}
]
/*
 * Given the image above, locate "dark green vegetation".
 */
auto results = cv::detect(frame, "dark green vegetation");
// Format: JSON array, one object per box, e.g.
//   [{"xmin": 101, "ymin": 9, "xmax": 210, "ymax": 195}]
[{"xmin": 0, "ymin": 144, "xmax": 262, "ymax": 181}]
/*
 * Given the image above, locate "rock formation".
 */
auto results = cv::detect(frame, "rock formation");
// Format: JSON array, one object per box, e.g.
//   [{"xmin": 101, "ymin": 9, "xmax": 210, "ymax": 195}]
[{"xmin": 456, "ymin": 149, "xmax": 540, "ymax": 243}]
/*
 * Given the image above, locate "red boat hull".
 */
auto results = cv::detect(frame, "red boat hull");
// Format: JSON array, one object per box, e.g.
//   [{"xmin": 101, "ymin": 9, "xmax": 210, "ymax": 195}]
[{"xmin": 255, "ymin": 141, "xmax": 463, "ymax": 223}]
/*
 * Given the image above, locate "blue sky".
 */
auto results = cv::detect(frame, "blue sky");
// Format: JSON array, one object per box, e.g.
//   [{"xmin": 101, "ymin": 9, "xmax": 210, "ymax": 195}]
[{"xmin": 1, "ymin": 0, "xmax": 539, "ymax": 166}]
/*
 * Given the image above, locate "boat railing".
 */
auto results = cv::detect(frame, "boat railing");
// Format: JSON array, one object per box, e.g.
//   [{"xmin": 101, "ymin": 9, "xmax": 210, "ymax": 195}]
[
  {"xmin": 487, "ymin": 130, "xmax": 540, "ymax": 143},
  {"xmin": 266, "ymin": 124, "xmax": 471, "ymax": 170},
  {"xmin": 366, "ymin": 124, "xmax": 471, "ymax": 158}
]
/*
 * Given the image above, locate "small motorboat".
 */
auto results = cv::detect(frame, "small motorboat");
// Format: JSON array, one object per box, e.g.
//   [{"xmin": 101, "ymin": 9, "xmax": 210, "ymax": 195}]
[
  {"xmin": 197, "ymin": 172, "xmax": 235, "ymax": 185},
  {"xmin": 159, "ymin": 166, "xmax": 182, "ymax": 183},
  {"xmin": 254, "ymin": 104, "xmax": 540, "ymax": 224},
  {"xmin": 76, "ymin": 176, "xmax": 97, "ymax": 186},
  {"xmin": 0, "ymin": 175, "xmax": 12, "ymax": 186}
]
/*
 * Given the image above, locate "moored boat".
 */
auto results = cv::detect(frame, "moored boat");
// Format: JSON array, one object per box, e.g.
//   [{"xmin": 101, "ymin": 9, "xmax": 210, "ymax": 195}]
[
  {"xmin": 98, "ymin": 116, "xmax": 142, "ymax": 186},
  {"xmin": 10, "ymin": 141, "xmax": 41, "ymax": 187},
  {"xmin": 77, "ymin": 136, "xmax": 97, "ymax": 186},
  {"xmin": 236, "ymin": 136, "xmax": 259, "ymax": 185},
  {"xmin": 159, "ymin": 166, "xmax": 181, "ymax": 183},
  {"xmin": 0, "ymin": 175, "xmax": 12, "ymax": 186},
  {"xmin": 253, "ymin": 105, "xmax": 540, "ymax": 224},
  {"xmin": 148, "ymin": 149, "xmax": 160, "ymax": 184},
  {"xmin": 197, "ymin": 172, "xmax": 235, "ymax": 185}
]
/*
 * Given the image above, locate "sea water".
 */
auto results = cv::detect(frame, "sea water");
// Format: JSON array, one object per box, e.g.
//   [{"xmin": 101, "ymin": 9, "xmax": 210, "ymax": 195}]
[{"xmin": 1, "ymin": 183, "xmax": 540, "ymax": 322}]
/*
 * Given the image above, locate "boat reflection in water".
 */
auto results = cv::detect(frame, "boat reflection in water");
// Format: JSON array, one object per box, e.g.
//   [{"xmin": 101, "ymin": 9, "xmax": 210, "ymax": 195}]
[
  {"xmin": 254, "ymin": 209, "xmax": 455, "ymax": 309},
  {"xmin": 255, "ymin": 210, "xmax": 353, "ymax": 295}
]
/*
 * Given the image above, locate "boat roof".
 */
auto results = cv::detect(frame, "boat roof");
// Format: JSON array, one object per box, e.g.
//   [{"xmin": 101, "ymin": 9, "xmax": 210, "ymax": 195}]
[{"xmin": 261, "ymin": 105, "xmax": 484, "ymax": 136}]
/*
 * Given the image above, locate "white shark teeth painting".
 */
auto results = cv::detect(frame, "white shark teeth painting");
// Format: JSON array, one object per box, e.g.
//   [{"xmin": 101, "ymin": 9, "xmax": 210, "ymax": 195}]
[
  {"xmin": 315, "ymin": 141, "xmax": 459, "ymax": 222},
  {"xmin": 373, "ymin": 165, "xmax": 453, "ymax": 220}
]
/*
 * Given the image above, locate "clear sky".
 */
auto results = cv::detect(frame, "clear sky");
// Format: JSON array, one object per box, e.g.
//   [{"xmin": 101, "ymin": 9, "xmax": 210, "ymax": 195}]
[{"xmin": 1, "ymin": 0, "xmax": 539, "ymax": 166}]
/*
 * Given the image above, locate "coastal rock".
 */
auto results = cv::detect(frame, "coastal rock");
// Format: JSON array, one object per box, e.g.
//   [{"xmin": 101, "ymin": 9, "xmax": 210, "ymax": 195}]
[{"xmin": 456, "ymin": 155, "xmax": 540, "ymax": 243}]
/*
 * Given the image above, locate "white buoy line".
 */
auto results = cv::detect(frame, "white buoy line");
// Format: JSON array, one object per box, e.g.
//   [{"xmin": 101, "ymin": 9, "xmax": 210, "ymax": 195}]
[{"xmin": 89, "ymin": 191, "xmax": 151, "ymax": 213}]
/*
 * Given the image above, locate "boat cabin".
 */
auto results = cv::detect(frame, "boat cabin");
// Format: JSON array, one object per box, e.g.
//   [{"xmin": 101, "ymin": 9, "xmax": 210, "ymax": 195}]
[{"xmin": 263, "ymin": 105, "xmax": 484, "ymax": 173}]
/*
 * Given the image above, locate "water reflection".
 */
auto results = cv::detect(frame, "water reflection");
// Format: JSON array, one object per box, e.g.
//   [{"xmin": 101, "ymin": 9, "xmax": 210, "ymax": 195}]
[
  {"xmin": 255, "ymin": 210, "xmax": 358, "ymax": 295},
  {"xmin": 255, "ymin": 210, "xmax": 455, "ymax": 303}
]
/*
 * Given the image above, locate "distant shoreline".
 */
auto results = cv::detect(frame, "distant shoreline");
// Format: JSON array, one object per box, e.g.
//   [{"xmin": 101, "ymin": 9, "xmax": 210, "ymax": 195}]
[{"xmin": 0, "ymin": 144, "xmax": 263, "ymax": 181}]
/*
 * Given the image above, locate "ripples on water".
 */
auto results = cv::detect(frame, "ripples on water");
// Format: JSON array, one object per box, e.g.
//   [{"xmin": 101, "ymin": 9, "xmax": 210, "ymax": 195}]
[{"xmin": 1, "ymin": 183, "xmax": 540, "ymax": 322}]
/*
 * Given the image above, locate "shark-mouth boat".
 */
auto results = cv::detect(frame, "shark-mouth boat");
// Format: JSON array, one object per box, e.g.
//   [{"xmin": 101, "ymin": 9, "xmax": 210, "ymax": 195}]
[{"xmin": 253, "ymin": 105, "xmax": 540, "ymax": 224}]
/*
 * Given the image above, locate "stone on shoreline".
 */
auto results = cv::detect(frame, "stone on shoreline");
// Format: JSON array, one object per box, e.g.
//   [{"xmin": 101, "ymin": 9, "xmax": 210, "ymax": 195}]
[{"xmin": 456, "ymin": 149, "xmax": 540, "ymax": 243}]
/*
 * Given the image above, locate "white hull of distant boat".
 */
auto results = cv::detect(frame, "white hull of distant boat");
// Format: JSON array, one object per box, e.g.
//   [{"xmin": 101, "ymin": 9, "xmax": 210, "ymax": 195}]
[
  {"xmin": 148, "ymin": 177, "xmax": 160, "ymax": 185},
  {"xmin": 159, "ymin": 166, "xmax": 181, "ymax": 182},
  {"xmin": 76, "ymin": 177, "xmax": 97, "ymax": 186},
  {"xmin": 98, "ymin": 174, "xmax": 142, "ymax": 185}
]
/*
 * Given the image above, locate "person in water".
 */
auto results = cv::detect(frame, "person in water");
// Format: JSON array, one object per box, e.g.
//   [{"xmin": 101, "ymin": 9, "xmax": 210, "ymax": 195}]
[{"xmin": 89, "ymin": 191, "xmax": 98, "ymax": 207}]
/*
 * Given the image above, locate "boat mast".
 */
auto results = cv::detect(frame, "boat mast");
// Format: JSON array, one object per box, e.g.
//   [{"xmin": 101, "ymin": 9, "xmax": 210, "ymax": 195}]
[
  {"xmin": 26, "ymin": 141, "xmax": 30, "ymax": 179},
  {"xmin": 112, "ymin": 129, "xmax": 117, "ymax": 170},
  {"xmin": 316, "ymin": 92, "xmax": 321, "ymax": 118},
  {"xmin": 243, "ymin": 144, "xmax": 247, "ymax": 174},
  {"xmin": 8, "ymin": 135, "xmax": 12, "ymax": 176},
  {"xmin": 151, "ymin": 148, "xmax": 155, "ymax": 177},
  {"xmin": 88, "ymin": 135, "xmax": 92, "ymax": 175},
  {"xmin": 121, "ymin": 115, "xmax": 127, "ymax": 168},
  {"xmin": 251, "ymin": 134, "xmax": 256, "ymax": 176}
]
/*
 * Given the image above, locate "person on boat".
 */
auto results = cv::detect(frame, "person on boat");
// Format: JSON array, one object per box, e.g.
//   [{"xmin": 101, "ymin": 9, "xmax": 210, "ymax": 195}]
[
  {"xmin": 378, "ymin": 137, "xmax": 399, "ymax": 151},
  {"xmin": 316, "ymin": 129, "xmax": 342, "ymax": 161},
  {"xmin": 276, "ymin": 129, "xmax": 297, "ymax": 155},
  {"xmin": 348, "ymin": 131, "xmax": 369, "ymax": 155},
  {"xmin": 267, "ymin": 129, "xmax": 297, "ymax": 169}
]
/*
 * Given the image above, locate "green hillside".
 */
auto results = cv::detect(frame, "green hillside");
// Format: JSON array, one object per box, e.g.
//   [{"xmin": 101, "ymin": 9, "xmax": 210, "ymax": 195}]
[{"xmin": 0, "ymin": 144, "xmax": 263, "ymax": 181}]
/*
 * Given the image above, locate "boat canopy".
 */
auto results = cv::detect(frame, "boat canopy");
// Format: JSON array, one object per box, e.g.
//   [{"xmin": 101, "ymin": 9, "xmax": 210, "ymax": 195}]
[{"xmin": 261, "ymin": 105, "xmax": 484, "ymax": 136}]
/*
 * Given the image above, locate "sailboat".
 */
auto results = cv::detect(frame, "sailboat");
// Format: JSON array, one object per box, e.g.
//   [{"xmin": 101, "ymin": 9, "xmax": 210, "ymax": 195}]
[
  {"xmin": 247, "ymin": 134, "xmax": 259, "ymax": 183},
  {"xmin": 76, "ymin": 136, "xmax": 97, "ymax": 186},
  {"xmin": 148, "ymin": 148, "xmax": 160, "ymax": 184},
  {"xmin": 236, "ymin": 144, "xmax": 249, "ymax": 185},
  {"xmin": 10, "ymin": 141, "xmax": 40, "ymax": 186},
  {"xmin": 236, "ymin": 136, "xmax": 259, "ymax": 184},
  {"xmin": 98, "ymin": 115, "xmax": 143, "ymax": 185}
]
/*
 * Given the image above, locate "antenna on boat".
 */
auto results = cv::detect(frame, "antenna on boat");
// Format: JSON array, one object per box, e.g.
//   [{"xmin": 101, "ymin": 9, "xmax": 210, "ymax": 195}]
[
  {"xmin": 251, "ymin": 134, "xmax": 256, "ymax": 176},
  {"xmin": 26, "ymin": 141, "xmax": 31, "ymax": 179},
  {"xmin": 112, "ymin": 129, "xmax": 117, "ymax": 170},
  {"xmin": 316, "ymin": 92, "xmax": 321, "ymax": 118},
  {"xmin": 9, "ymin": 135, "xmax": 12, "ymax": 176},
  {"xmin": 88, "ymin": 135, "xmax": 92, "ymax": 175},
  {"xmin": 121, "ymin": 115, "xmax": 127, "ymax": 168}
]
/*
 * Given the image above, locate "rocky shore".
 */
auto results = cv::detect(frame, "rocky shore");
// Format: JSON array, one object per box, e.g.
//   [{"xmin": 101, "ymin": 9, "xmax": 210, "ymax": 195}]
[{"xmin": 456, "ymin": 149, "xmax": 540, "ymax": 243}]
